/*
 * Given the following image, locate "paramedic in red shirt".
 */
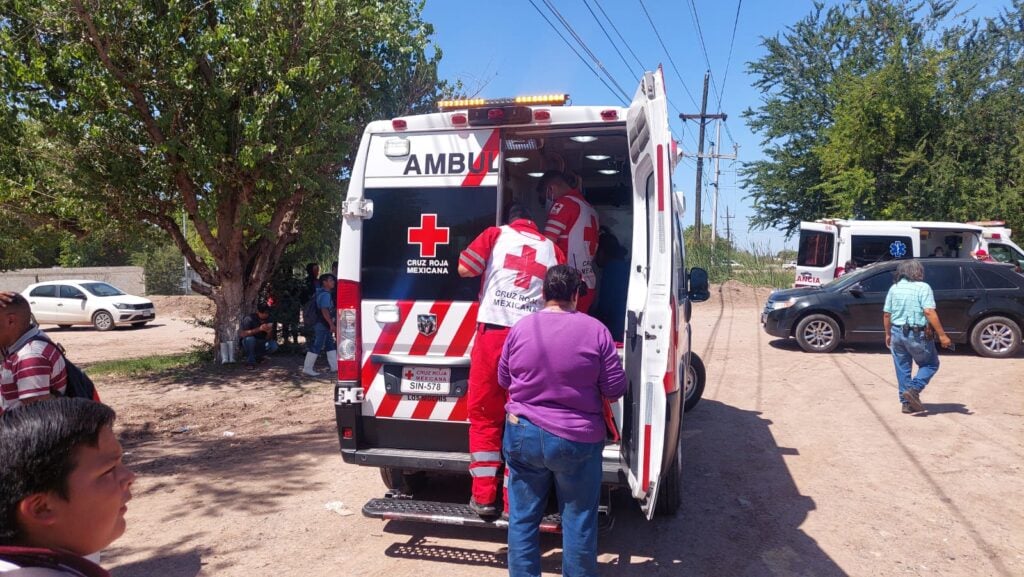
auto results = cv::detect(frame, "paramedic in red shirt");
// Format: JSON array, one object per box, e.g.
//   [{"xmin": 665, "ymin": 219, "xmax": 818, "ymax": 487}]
[
  {"xmin": 539, "ymin": 171, "xmax": 599, "ymax": 313},
  {"xmin": 457, "ymin": 204, "xmax": 565, "ymax": 517}
]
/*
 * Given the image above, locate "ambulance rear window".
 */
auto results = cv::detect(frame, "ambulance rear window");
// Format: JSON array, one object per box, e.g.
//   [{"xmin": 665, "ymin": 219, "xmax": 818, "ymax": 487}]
[
  {"xmin": 798, "ymin": 230, "xmax": 835, "ymax": 267},
  {"xmin": 361, "ymin": 186, "xmax": 497, "ymax": 301}
]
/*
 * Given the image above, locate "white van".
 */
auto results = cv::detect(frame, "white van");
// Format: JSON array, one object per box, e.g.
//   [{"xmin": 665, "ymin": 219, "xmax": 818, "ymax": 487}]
[
  {"xmin": 794, "ymin": 219, "xmax": 985, "ymax": 287},
  {"xmin": 970, "ymin": 221, "xmax": 1024, "ymax": 270},
  {"xmin": 332, "ymin": 69, "xmax": 710, "ymax": 527}
]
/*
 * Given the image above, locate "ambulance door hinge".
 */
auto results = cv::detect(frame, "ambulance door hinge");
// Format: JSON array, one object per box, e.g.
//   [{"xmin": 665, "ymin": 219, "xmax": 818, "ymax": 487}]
[{"xmin": 342, "ymin": 198, "xmax": 374, "ymax": 219}]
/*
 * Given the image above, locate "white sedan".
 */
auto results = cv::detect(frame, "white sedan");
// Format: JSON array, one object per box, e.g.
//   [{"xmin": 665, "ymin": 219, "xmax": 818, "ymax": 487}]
[{"xmin": 23, "ymin": 280, "xmax": 157, "ymax": 331}]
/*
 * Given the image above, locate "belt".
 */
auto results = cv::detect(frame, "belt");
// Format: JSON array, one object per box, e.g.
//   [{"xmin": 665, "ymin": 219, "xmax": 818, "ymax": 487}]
[{"xmin": 480, "ymin": 323, "xmax": 509, "ymax": 331}]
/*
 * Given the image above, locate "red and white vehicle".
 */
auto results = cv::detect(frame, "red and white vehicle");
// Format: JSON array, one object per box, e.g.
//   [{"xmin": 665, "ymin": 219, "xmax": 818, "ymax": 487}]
[{"xmin": 333, "ymin": 69, "xmax": 710, "ymax": 527}]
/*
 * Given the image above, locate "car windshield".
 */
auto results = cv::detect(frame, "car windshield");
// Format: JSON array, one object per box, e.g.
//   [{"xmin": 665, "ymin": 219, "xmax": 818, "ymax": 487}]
[{"xmin": 81, "ymin": 282, "xmax": 125, "ymax": 297}]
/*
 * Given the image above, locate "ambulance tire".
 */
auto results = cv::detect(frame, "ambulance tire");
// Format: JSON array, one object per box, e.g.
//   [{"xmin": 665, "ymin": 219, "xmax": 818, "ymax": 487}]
[
  {"xmin": 380, "ymin": 467, "xmax": 425, "ymax": 495},
  {"xmin": 654, "ymin": 426, "xmax": 684, "ymax": 517},
  {"xmin": 683, "ymin": 353, "xmax": 706, "ymax": 413}
]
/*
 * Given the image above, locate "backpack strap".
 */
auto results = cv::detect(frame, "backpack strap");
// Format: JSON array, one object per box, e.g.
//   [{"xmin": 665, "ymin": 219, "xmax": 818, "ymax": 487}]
[{"xmin": 0, "ymin": 547, "xmax": 109, "ymax": 577}]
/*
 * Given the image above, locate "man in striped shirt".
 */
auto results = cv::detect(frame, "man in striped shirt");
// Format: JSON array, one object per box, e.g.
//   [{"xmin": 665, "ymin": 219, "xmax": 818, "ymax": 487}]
[{"xmin": 0, "ymin": 294, "xmax": 67, "ymax": 415}]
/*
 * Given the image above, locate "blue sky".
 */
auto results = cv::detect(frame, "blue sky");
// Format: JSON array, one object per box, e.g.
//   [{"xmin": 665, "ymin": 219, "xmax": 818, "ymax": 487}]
[{"xmin": 422, "ymin": 0, "xmax": 1008, "ymax": 252}]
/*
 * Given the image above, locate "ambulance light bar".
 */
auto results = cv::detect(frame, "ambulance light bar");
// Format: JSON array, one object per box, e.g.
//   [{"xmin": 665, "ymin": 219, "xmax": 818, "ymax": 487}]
[{"xmin": 438, "ymin": 94, "xmax": 568, "ymax": 111}]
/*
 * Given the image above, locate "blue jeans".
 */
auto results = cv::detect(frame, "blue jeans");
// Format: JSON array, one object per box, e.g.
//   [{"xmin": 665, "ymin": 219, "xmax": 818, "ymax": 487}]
[
  {"xmin": 241, "ymin": 336, "xmax": 278, "ymax": 364},
  {"xmin": 310, "ymin": 322, "xmax": 336, "ymax": 355},
  {"xmin": 890, "ymin": 326, "xmax": 940, "ymax": 403},
  {"xmin": 503, "ymin": 415, "xmax": 603, "ymax": 577}
]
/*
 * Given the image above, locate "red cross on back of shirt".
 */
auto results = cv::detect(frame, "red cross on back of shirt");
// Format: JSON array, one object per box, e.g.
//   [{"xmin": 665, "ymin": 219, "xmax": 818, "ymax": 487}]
[
  {"xmin": 503, "ymin": 245, "xmax": 547, "ymax": 289},
  {"xmin": 583, "ymin": 215, "xmax": 599, "ymax": 256},
  {"xmin": 408, "ymin": 213, "xmax": 450, "ymax": 258}
]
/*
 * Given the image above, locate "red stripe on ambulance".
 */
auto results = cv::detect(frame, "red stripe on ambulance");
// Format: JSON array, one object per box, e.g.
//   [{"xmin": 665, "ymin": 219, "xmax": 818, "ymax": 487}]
[
  {"xmin": 361, "ymin": 301, "xmax": 414, "ymax": 399},
  {"xmin": 460, "ymin": 129, "xmax": 500, "ymax": 187},
  {"xmin": 382, "ymin": 302, "xmax": 451, "ymax": 419}
]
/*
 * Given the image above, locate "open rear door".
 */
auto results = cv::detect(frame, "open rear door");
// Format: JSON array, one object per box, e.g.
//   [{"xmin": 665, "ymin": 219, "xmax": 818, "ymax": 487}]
[{"xmin": 623, "ymin": 68, "xmax": 676, "ymax": 519}]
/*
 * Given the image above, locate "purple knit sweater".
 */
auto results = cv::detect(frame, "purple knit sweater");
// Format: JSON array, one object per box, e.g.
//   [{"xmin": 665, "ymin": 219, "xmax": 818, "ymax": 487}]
[{"xmin": 498, "ymin": 310, "xmax": 627, "ymax": 443}]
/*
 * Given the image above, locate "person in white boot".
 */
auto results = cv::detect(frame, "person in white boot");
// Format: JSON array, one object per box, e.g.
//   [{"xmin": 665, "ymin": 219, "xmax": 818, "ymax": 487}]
[{"xmin": 303, "ymin": 274, "xmax": 338, "ymax": 377}]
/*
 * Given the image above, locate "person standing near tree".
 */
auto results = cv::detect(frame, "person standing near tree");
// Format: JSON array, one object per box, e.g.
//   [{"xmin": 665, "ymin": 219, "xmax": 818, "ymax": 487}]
[
  {"xmin": 303, "ymin": 274, "xmax": 337, "ymax": 377},
  {"xmin": 883, "ymin": 260, "xmax": 952, "ymax": 415},
  {"xmin": 0, "ymin": 294, "xmax": 67, "ymax": 416},
  {"xmin": 539, "ymin": 171, "xmax": 599, "ymax": 313},
  {"xmin": 457, "ymin": 204, "xmax": 564, "ymax": 517}
]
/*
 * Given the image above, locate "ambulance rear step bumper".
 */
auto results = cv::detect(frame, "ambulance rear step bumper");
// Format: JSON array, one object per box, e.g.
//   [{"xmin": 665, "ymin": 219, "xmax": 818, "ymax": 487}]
[{"xmin": 362, "ymin": 496, "xmax": 614, "ymax": 533}]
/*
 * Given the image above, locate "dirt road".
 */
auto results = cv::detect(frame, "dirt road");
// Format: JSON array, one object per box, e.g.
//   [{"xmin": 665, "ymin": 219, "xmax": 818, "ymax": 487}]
[{"xmin": 73, "ymin": 289, "xmax": 1021, "ymax": 577}]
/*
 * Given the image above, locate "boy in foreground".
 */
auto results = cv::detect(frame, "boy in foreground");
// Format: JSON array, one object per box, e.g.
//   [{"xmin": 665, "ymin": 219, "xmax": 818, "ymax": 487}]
[{"xmin": 0, "ymin": 398, "xmax": 135, "ymax": 576}]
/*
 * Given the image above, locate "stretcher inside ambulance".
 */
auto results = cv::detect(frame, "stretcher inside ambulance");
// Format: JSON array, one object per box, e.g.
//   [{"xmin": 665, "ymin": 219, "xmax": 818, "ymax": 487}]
[{"xmin": 334, "ymin": 70, "xmax": 710, "ymax": 526}]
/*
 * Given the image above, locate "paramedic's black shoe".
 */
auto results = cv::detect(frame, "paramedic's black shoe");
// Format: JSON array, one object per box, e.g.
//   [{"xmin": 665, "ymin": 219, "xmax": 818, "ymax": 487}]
[
  {"xmin": 469, "ymin": 499, "xmax": 498, "ymax": 518},
  {"xmin": 901, "ymin": 403, "xmax": 914, "ymax": 414},
  {"xmin": 902, "ymin": 389, "xmax": 925, "ymax": 413}
]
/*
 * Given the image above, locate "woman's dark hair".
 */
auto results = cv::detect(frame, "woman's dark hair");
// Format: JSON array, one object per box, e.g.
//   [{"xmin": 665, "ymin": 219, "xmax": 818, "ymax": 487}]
[
  {"xmin": 305, "ymin": 263, "xmax": 319, "ymax": 279},
  {"xmin": 0, "ymin": 399, "xmax": 116, "ymax": 544},
  {"xmin": 543, "ymin": 264, "xmax": 584, "ymax": 302}
]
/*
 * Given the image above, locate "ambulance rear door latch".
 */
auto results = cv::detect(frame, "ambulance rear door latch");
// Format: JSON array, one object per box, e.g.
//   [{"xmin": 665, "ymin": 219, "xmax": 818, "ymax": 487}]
[{"xmin": 342, "ymin": 198, "xmax": 374, "ymax": 219}]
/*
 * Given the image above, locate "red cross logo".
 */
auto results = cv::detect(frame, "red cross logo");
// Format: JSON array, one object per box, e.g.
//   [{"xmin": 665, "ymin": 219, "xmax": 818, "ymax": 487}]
[
  {"xmin": 583, "ymin": 215, "xmax": 599, "ymax": 256},
  {"xmin": 404, "ymin": 370, "xmax": 414, "ymax": 380},
  {"xmin": 503, "ymin": 245, "xmax": 548, "ymax": 289},
  {"xmin": 408, "ymin": 214, "xmax": 449, "ymax": 258}
]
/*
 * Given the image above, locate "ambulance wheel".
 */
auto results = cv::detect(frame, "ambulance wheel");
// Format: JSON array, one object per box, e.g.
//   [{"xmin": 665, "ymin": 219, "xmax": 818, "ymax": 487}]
[
  {"xmin": 654, "ymin": 427, "xmax": 684, "ymax": 517},
  {"xmin": 795, "ymin": 314, "xmax": 841, "ymax": 353},
  {"xmin": 380, "ymin": 467, "xmax": 425, "ymax": 495},
  {"xmin": 683, "ymin": 353, "xmax": 706, "ymax": 413}
]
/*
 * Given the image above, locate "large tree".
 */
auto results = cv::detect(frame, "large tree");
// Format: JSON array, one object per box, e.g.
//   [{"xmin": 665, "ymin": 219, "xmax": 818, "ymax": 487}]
[
  {"xmin": 742, "ymin": 0, "xmax": 1024, "ymax": 237},
  {"xmin": 1, "ymin": 0, "xmax": 448, "ymax": 353}
]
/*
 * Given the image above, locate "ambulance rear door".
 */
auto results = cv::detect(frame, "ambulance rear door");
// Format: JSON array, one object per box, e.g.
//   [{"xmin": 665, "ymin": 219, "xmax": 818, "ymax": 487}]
[
  {"xmin": 795, "ymin": 221, "xmax": 838, "ymax": 287},
  {"xmin": 623, "ymin": 68, "xmax": 675, "ymax": 520},
  {"xmin": 354, "ymin": 128, "xmax": 500, "ymax": 450}
]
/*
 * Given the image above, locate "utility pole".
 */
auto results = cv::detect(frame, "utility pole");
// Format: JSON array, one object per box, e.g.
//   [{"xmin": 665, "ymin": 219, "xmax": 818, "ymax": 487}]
[
  {"xmin": 710, "ymin": 120, "xmax": 738, "ymax": 242},
  {"xmin": 722, "ymin": 206, "xmax": 735, "ymax": 246},
  {"xmin": 681, "ymin": 72, "xmax": 726, "ymax": 242}
]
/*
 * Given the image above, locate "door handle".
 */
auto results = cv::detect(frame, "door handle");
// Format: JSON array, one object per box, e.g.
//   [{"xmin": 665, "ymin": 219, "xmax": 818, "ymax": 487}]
[{"xmin": 57, "ymin": 303, "xmax": 64, "ymax": 307}]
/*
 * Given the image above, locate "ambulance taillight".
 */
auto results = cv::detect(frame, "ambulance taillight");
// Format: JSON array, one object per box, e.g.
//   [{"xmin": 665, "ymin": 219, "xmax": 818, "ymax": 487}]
[{"xmin": 336, "ymin": 280, "xmax": 361, "ymax": 381}]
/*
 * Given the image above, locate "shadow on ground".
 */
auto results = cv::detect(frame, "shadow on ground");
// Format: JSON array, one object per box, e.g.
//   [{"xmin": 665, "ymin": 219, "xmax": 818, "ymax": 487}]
[{"xmin": 379, "ymin": 400, "xmax": 848, "ymax": 576}]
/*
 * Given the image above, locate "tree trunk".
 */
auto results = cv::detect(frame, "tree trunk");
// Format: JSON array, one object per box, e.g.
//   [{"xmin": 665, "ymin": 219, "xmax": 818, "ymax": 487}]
[{"xmin": 210, "ymin": 277, "xmax": 246, "ymax": 363}]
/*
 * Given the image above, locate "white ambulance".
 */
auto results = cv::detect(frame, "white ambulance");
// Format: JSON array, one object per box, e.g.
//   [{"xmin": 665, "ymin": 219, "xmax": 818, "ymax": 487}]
[
  {"xmin": 794, "ymin": 219, "xmax": 985, "ymax": 287},
  {"xmin": 332, "ymin": 69, "xmax": 711, "ymax": 528}
]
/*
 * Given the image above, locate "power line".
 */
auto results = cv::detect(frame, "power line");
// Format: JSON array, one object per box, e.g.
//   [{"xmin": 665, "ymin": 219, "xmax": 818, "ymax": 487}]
[
  {"xmin": 636, "ymin": 0, "xmax": 699, "ymax": 108},
  {"xmin": 593, "ymin": 0, "xmax": 646, "ymax": 74},
  {"xmin": 541, "ymin": 0, "xmax": 632, "ymax": 103},
  {"xmin": 684, "ymin": 0, "xmax": 721, "ymax": 106},
  {"xmin": 527, "ymin": 0, "xmax": 627, "ymax": 105},
  {"xmin": 716, "ymin": 0, "xmax": 743, "ymax": 112},
  {"xmin": 582, "ymin": 0, "xmax": 641, "ymax": 80}
]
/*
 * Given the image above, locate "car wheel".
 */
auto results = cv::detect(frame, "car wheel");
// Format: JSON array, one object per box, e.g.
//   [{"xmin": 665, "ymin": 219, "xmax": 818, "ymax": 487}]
[
  {"xmin": 970, "ymin": 316, "xmax": 1021, "ymax": 358},
  {"xmin": 92, "ymin": 310, "xmax": 115, "ymax": 331},
  {"xmin": 683, "ymin": 352, "xmax": 706, "ymax": 412},
  {"xmin": 795, "ymin": 314, "xmax": 841, "ymax": 353},
  {"xmin": 57, "ymin": 324, "xmax": 73, "ymax": 329}
]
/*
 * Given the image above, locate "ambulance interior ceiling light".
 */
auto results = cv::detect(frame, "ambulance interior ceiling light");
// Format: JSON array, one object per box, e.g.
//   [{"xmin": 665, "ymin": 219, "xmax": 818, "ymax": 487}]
[
  {"xmin": 505, "ymin": 156, "xmax": 529, "ymax": 164},
  {"xmin": 598, "ymin": 169, "xmax": 619, "ymax": 175},
  {"xmin": 570, "ymin": 136, "xmax": 598, "ymax": 143},
  {"xmin": 505, "ymin": 138, "xmax": 541, "ymax": 151},
  {"xmin": 527, "ymin": 172, "xmax": 544, "ymax": 177},
  {"xmin": 586, "ymin": 154, "xmax": 610, "ymax": 161}
]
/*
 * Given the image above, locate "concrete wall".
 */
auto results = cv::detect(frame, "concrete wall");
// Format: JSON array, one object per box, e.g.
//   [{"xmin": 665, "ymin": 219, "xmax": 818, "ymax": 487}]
[{"xmin": 0, "ymin": 267, "xmax": 146, "ymax": 295}]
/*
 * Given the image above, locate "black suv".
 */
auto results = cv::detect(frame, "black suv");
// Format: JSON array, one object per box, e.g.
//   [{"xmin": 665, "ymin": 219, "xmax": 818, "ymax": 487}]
[{"xmin": 761, "ymin": 259, "xmax": 1024, "ymax": 358}]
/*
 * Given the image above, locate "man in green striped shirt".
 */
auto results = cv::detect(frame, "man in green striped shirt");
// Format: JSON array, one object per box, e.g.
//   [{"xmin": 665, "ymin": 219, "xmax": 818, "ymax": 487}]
[{"xmin": 883, "ymin": 260, "xmax": 952, "ymax": 414}]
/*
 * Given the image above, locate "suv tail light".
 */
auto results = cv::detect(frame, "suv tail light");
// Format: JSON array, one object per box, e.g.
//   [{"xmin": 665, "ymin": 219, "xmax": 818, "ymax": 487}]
[{"xmin": 336, "ymin": 280, "xmax": 361, "ymax": 381}]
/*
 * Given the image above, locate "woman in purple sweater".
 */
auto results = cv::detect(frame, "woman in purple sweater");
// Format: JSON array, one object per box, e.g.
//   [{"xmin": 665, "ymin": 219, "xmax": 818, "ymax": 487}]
[{"xmin": 498, "ymin": 265, "xmax": 627, "ymax": 577}]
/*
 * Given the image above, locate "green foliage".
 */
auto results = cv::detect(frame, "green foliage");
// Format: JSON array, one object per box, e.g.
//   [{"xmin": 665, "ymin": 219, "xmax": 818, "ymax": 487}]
[
  {"xmin": 742, "ymin": 0, "xmax": 1024, "ymax": 237},
  {"xmin": 1, "ymin": 0, "xmax": 451, "ymax": 346},
  {"xmin": 133, "ymin": 242, "xmax": 188, "ymax": 295},
  {"xmin": 86, "ymin": 350, "xmax": 208, "ymax": 378}
]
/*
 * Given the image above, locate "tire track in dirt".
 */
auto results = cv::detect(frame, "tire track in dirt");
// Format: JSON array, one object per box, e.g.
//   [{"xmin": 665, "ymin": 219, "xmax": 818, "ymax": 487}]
[
  {"xmin": 827, "ymin": 355, "xmax": 1013, "ymax": 577},
  {"xmin": 707, "ymin": 285, "xmax": 737, "ymax": 401},
  {"xmin": 752, "ymin": 286, "xmax": 766, "ymax": 411}
]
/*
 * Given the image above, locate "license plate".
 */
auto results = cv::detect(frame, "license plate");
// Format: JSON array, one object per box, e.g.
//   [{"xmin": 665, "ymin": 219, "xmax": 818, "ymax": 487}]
[{"xmin": 399, "ymin": 366, "xmax": 451, "ymax": 396}]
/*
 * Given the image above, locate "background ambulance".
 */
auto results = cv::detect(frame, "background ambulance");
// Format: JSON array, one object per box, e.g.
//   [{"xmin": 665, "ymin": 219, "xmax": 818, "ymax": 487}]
[
  {"xmin": 794, "ymin": 219, "xmax": 985, "ymax": 287},
  {"xmin": 332, "ymin": 69, "xmax": 710, "ymax": 527}
]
